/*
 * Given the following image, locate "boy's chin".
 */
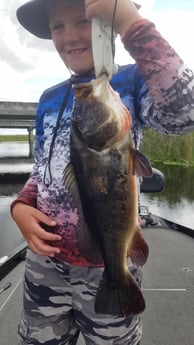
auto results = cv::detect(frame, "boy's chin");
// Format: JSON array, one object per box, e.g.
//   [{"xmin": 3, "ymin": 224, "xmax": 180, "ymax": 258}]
[{"xmin": 68, "ymin": 66, "xmax": 94, "ymax": 76}]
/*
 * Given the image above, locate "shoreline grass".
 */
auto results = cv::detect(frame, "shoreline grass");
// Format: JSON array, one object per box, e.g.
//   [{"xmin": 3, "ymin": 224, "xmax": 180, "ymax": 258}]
[{"xmin": 0, "ymin": 135, "xmax": 31, "ymax": 142}]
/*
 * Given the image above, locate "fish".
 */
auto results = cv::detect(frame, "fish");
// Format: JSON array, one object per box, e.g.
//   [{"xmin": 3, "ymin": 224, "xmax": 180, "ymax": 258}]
[{"xmin": 63, "ymin": 74, "xmax": 152, "ymax": 317}]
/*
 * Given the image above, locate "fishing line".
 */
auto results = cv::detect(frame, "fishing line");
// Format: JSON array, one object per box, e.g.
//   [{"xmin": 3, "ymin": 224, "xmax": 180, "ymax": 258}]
[
  {"xmin": 43, "ymin": 0, "xmax": 118, "ymax": 186},
  {"xmin": 111, "ymin": 0, "xmax": 118, "ymax": 62},
  {"xmin": 43, "ymin": 83, "xmax": 72, "ymax": 186},
  {"xmin": 43, "ymin": 70, "xmax": 95, "ymax": 187}
]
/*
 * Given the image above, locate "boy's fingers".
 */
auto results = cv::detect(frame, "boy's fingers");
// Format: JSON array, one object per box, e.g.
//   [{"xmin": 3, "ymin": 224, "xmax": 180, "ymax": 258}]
[
  {"xmin": 36, "ymin": 224, "xmax": 62, "ymax": 241},
  {"xmin": 32, "ymin": 211, "xmax": 62, "ymax": 241},
  {"xmin": 37, "ymin": 243, "xmax": 60, "ymax": 255},
  {"xmin": 30, "ymin": 240, "xmax": 61, "ymax": 256},
  {"xmin": 33, "ymin": 209, "xmax": 57, "ymax": 227}
]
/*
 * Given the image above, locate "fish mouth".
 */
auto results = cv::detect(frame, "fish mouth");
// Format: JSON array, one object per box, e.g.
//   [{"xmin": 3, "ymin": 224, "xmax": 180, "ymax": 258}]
[{"xmin": 73, "ymin": 74, "xmax": 108, "ymax": 99}]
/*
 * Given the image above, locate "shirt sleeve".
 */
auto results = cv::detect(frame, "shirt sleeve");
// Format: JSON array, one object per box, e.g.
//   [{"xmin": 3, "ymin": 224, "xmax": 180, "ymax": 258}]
[
  {"xmin": 122, "ymin": 19, "xmax": 194, "ymax": 134},
  {"xmin": 10, "ymin": 98, "xmax": 44, "ymax": 213}
]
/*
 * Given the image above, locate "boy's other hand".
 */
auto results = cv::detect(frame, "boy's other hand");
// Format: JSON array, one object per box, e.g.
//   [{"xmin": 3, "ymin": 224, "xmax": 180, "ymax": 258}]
[
  {"xmin": 12, "ymin": 203, "xmax": 62, "ymax": 256},
  {"xmin": 85, "ymin": 0, "xmax": 142, "ymax": 36}
]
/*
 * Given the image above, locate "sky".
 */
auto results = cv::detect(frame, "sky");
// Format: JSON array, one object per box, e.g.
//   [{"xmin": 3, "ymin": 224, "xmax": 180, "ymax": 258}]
[{"xmin": 0, "ymin": 0, "xmax": 194, "ymax": 103}]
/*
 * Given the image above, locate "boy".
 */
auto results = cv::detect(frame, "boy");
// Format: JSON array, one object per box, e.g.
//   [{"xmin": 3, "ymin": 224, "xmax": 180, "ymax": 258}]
[{"xmin": 12, "ymin": 0, "xmax": 194, "ymax": 344}]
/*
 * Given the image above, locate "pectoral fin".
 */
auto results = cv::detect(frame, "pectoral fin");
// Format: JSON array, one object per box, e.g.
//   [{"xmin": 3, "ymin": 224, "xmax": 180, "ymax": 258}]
[
  {"xmin": 129, "ymin": 227, "xmax": 149, "ymax": 266},
  {"xmin": 134, "ymin": 150, "xmax": 153, "ymax": 177}
]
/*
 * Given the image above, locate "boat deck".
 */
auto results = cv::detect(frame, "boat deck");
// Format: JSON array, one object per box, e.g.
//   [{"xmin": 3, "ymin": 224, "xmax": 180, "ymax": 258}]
[{"xmin": 0, "ymin": 225, "xmax": 194, "ymax": 345}]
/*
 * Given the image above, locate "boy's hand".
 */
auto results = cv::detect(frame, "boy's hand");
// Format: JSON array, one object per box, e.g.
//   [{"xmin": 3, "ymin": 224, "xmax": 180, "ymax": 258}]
[
  {"xmin": 85, "ymin": 0, "xmax": 142, "ymax": 36},
  {"xmin": 12, "ymin": 203, "xmax": 62, "ymax": 257}
]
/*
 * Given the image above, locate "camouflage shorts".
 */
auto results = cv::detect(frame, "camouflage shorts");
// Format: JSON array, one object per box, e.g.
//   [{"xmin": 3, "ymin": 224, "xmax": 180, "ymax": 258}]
[{"xmin": 18, "ymin": 249, "xmax": 143, "ymax": 345}]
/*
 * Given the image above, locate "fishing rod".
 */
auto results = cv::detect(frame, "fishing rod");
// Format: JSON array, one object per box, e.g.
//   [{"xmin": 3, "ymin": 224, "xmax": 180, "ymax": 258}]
[{"xmin": 0, "ymin": 282, "xmax": 12, "ymax": 295}]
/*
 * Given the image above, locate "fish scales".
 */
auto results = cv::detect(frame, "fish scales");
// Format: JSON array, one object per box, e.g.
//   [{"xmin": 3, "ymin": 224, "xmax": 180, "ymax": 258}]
[{"xmin": 63, "ymin": 74, "xmax": 152, "ymax": 317}]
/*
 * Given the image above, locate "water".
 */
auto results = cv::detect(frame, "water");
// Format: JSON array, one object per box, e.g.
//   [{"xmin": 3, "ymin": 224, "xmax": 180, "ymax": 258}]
[
  {"xmin": 0, "ymin": 142, "xmax": 30, "ymax": 260},
  {"xmin": 141, "ymin": 194, "xmax": 194, "ymax": 229},
  {"xmin": 0, "ymin": 141, "xmax": 30, "ymax": 158},
  {"xmin": 0, "ymin": 142, "xmax": 33, "ymax": 174},
  {"xmin": 140, "ymin": 163, "xmax": 194, "ymax": 229},
  {"xmin": 0, "ymin": 144, "xmax": 194, "ymax": 250}
]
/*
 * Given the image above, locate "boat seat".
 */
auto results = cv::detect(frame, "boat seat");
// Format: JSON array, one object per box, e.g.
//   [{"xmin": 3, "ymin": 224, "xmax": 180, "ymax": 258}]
[{"xmin": 140, "ymin": 167, "xmax": 165, "ymax": 193}]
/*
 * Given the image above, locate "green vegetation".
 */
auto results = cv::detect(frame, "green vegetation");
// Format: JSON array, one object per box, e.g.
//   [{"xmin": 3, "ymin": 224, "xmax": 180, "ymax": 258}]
[
  {"xmin": 151, "ymin": 162, "xmax": 194, "ymax": 203},
  {"xmin": 0, "ymin": 135, "xmax": 30, "ymax": 142},
  {"xmin": 141, "ymin": 128, "xmax": 194, "ymax": 167}
]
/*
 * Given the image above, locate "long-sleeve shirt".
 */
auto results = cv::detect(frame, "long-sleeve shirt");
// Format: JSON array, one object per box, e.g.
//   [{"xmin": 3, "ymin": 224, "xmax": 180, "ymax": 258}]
[{"xmin": 11, "ymin": 19, "xmax": 194, "ymax": 266}]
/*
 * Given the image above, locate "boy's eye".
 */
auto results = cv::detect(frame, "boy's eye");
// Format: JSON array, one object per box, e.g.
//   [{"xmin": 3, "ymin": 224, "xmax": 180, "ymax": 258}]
[
  {"xmin": 51, "ymin": 23, "xmax": 64, "ymax": 31},
  {"xmin": 78, "ymin": 18, "xmax": 90, "ymax": 26}
]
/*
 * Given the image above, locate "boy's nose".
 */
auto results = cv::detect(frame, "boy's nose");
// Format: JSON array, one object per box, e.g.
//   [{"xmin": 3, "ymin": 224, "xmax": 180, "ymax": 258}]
[{"xmin": 62, "ymin": 25, "xmax": 79, "ymax": 43}]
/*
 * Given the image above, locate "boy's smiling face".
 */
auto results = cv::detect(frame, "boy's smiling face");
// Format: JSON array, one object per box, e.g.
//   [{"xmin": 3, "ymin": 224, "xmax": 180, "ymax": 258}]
[{"xmin": 47, "ymin": 0, "xmax": 94, "ymax": 74}]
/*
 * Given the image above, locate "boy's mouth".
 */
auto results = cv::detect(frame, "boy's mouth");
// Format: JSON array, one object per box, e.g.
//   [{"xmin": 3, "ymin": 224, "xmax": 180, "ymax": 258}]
[{"xmin": 67, "ymin": 48, "xmax": 87, "ymax": 55}]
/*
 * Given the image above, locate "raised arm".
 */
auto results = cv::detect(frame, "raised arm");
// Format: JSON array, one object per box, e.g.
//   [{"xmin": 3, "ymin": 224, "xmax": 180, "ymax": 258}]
[
  {"xmin": 86, "ymin": 0, "xmax": 194, "ymax": 134},
  {"xmin": 122, "ymin": 19, "xmax": 194, "ymax": 134}
]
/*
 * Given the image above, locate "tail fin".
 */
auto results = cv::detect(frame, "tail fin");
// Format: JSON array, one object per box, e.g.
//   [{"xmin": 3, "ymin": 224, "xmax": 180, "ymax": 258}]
[{"xmin": 95, "ymin": 270, "xmax": 145, "ymax": 317}]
